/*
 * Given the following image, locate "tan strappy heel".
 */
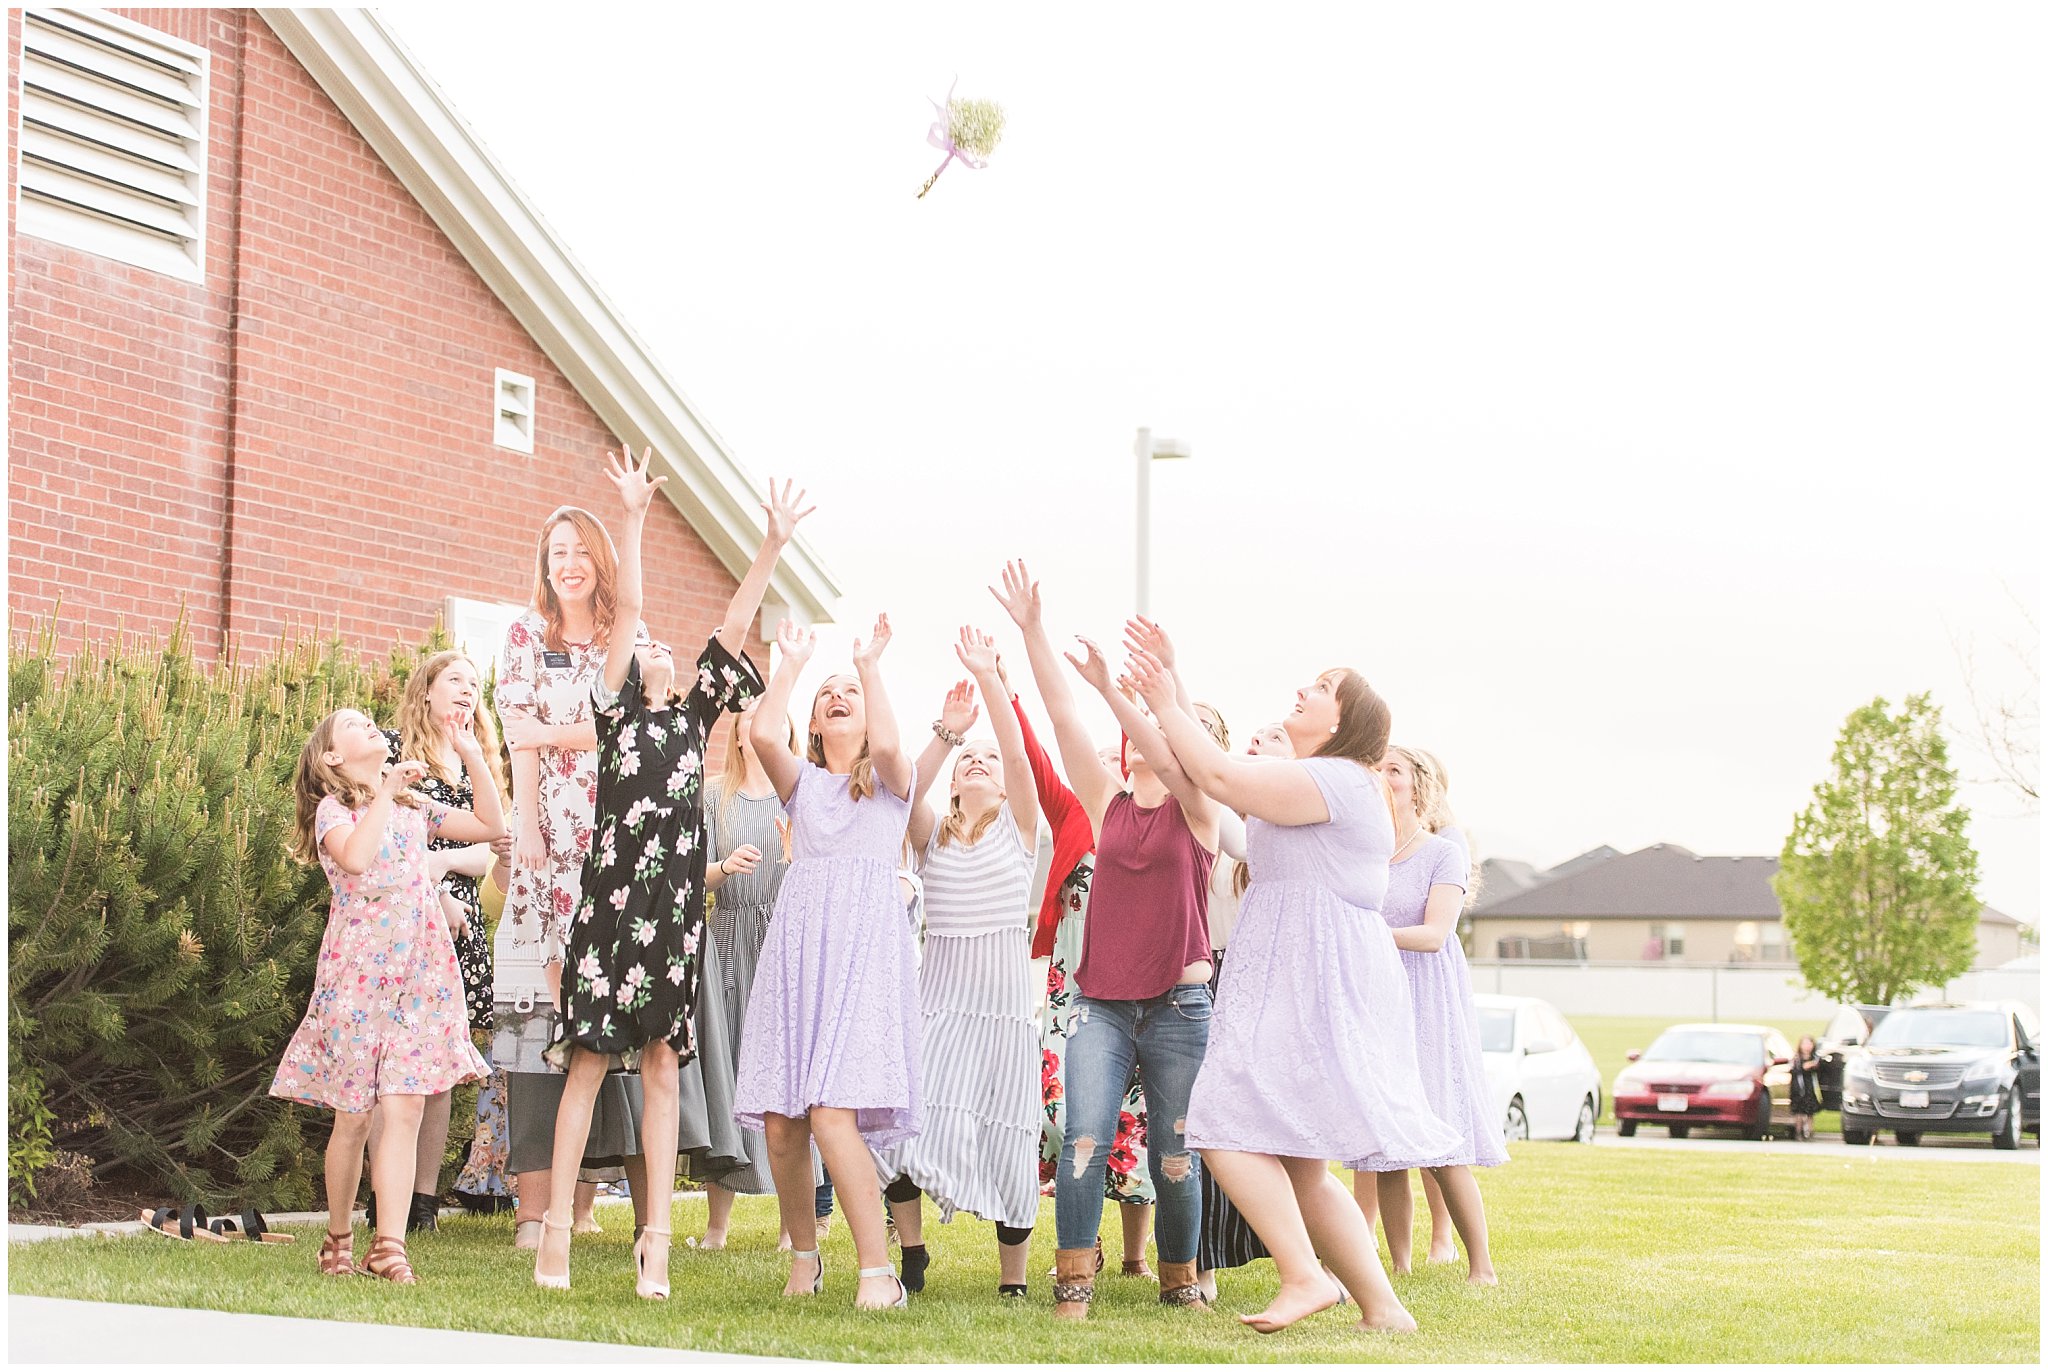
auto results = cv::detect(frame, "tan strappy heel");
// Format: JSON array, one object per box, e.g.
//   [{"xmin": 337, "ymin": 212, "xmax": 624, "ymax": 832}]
[{"xmin": 635, "ymin": 1224, "xmax": 672, "ymax": 1300}]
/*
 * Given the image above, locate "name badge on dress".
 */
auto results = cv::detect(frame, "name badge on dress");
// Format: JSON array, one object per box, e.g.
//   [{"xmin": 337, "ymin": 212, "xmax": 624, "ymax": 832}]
[{"xmin": 542, "ymin": 651, "xmax": 572, "ymax": 669}]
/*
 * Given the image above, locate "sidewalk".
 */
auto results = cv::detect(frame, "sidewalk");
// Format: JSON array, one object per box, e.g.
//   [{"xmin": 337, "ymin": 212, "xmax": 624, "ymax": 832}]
[{"xmin": 7, "ymin": 1295, "xmax": 789, "ymax": 1364}]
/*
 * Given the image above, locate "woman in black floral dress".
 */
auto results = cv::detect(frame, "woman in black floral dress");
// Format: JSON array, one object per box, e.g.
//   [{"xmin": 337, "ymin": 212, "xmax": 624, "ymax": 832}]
[
  {"xmin": 533, "ymin": 446, "xmax": 810, "ymax": 1301},
  {"xmin": 373, "ymin": 650, "xmax": 506, "ymax": 1230}
]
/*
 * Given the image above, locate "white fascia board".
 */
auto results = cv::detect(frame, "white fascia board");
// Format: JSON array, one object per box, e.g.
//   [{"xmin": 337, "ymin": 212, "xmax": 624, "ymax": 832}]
[{"xmin": 258, "ymin": 7, "xmax": 842, "ymax": 625}]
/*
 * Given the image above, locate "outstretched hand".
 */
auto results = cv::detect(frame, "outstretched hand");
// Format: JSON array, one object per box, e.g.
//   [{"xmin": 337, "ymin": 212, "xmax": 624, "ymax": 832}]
[
  {"xmin": 1063, "ymin": 636, "xmax": 1113, "ymax": 693},
  {"xmin": 1123, "ymin": 615, "xmax": 1176, "ymax": 671},
  {"xmin": 1124, "ymin": 648, "xmax": 1178, "ymax": 714},
  {"xmin": 988, "ymin": 560, "xmax": 1042, "ymax": 630},
  {"xmin": 762, "ymin": 478, "xmax": 816, "ymax": 547},
  {"xmin": 776, "ymin": 618, "xmax": 817, "ymax": 667},
  {"xmin": 605, "ymin": 444, "xmax": 667, "ymax": 516},
  {"xmin": 852, "ymin": 613, "xmax": 892, "ymax": 671},
  {"xmin": 954, "ymin": 625, "xmax": 1000, "ymax": 678},
  {"xmin": 940, "ymin": 678, "xmax": 979, "ymax": 736}
]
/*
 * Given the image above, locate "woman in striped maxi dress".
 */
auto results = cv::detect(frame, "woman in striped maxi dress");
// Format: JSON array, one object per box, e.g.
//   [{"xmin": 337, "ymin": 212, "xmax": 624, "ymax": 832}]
[{"xmin": 875, "ymin": 628, "xmax": 1043, "ymax": 1297}]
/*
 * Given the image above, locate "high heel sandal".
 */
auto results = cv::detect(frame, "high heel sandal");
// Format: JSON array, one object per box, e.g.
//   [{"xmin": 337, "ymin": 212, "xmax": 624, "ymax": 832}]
[
  {"xmin": 634, "ymin": 1224, "xmax": 671, "ymax": 1301},
  {"xmin": 318, "ymin": 1227, "xmax": 356, "ymax": 1277},
  {"xmin": 788, "ymin": 1247, "xmax": 824, "ymax": 1297},
  {"xmin": 857, "ymin": 1264, "xmax": 909, "ymax": 1311},
  {"xmin": 359, "ymin": 1234, "xmax": 417, "ymax": 1285},
  {"xmin": 533, "ymin": 1211, "xmax": 574, "ymax": 1291}
]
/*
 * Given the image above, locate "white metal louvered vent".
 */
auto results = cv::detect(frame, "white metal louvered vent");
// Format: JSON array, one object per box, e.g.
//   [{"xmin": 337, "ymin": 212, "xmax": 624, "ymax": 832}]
[
  {"xmin": 16, "ymin": 8, "xmax": 209, "ymax": 281},
  {"xmin": 494, "ymin": 368, "xmax": 536, "ymax": 452}
]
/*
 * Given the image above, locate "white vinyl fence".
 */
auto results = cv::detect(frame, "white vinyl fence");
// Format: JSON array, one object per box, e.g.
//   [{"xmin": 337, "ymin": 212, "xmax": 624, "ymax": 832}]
[{"xmin": 1467, "ymin": 960, "xmax": 2041, "ymax": 1022}]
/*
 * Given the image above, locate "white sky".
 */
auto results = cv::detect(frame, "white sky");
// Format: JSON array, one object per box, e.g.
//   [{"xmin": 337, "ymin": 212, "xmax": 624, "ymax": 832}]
[{"xmin": 385, "ymin": 2, "xmax": 2042, "ymax": 925}]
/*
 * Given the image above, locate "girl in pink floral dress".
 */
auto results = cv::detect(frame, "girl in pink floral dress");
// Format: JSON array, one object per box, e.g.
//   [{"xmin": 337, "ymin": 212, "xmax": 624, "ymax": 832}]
[{"xmin": 273, "ymin": 707, "xmax": 502, "ymax": 1285}]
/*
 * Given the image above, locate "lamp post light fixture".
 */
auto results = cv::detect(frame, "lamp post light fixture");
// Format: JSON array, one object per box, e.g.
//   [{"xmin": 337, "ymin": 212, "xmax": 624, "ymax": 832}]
[{"xmin": 1135, "ymin": 425, "xmax": 1191, "ymax": 619}]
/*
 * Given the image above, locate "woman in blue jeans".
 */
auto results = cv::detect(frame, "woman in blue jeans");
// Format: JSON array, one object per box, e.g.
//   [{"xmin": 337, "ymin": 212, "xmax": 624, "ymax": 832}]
[{"xmin": 991, "ymin": 564, "xmax": 1222, "ymax": 1317}]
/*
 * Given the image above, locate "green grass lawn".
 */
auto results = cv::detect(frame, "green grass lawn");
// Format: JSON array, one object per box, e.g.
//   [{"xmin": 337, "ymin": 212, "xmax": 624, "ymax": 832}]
[
  {"xmin": 10, "ymin": 1144, "xmax": 2037, "ymax": 1362},
  {"xmin": 1573, "ymin": 1016, "xmax": 1838, "ymax": 1132}
]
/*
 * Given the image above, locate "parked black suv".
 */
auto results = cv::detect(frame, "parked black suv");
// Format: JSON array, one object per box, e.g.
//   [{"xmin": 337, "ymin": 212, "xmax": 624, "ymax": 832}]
[
  {"xmin": 1841, "ymin": 1003, "xmax": 2040, "ymax": 1149},
  {"xmin": 1815, "ymin": 1003, "xmax": 1896, "ymax": 1111}
]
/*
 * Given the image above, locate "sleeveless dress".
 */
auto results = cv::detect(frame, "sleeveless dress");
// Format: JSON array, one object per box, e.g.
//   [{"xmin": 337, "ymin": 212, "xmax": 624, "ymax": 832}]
[
  {"xmin": 698, "ymin": 784, "xmax": 791, "ymax": 1195},
  {"xmin": 875, "ymin": 805, "xmax": 1041, "ymax": 1227},
  {"xmin": 1184, "ymin": 757, "xmax": 1461, "ymax": 1169},
  {"xmin": 1384, "ymin": 835, "xmax": 1504, "ymax": 1169},
  {"xmin": 733, "ymin": 760, "xmax": 923, "ymax": 1146},
  {"xmin": 271, "ymin": 796, "xmax": 489, "ymax": 1111}
]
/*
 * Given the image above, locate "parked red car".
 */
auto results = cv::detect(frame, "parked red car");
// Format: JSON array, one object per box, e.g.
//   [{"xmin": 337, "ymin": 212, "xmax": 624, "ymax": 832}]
[{"xmin": 1612, "ymin": 1024, "xmax": 1794, "ymax": 1140}]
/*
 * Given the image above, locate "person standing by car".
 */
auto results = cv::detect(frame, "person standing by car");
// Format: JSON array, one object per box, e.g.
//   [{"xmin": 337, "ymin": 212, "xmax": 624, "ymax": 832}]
[{"xmin": 1789, "ymin": 1035, "xmax": 1823, "ymax": 1141}]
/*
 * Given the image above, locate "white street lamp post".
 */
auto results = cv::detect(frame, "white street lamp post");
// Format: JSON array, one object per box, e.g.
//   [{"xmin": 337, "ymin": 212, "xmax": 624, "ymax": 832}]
[{"xmin": 1135, "ymin": 425, "xmax": 1191, "ymax": 619}]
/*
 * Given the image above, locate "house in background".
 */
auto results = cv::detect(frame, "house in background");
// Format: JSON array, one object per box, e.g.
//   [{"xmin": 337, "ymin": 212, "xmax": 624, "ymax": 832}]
[
  {"xmin": 8, "ymin": 8, "xmax": 838, "ymax": 671},
  {"xmin": 1469, "ymin": 843, "xmax": 2027, "ymax": 971}
]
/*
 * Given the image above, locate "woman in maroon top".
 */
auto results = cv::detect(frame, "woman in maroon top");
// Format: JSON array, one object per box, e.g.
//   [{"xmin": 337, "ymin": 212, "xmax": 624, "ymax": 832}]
[{"xmin": 990, "ymin": 560, "xmax": 1222, "ymax": 1319}]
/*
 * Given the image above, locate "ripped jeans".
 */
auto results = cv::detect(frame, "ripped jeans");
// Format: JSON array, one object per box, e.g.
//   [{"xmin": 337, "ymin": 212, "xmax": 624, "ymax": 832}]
[{"xmin": 1054, "ymin": 985, "xmax": 1211, "ymax": 1261}]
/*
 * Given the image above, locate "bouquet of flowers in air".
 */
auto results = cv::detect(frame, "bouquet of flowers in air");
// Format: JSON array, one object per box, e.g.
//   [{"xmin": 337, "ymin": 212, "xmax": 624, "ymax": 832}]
[{"xmin": 918, "ymin": 80, "xmax": 1005, "ymax": 199}]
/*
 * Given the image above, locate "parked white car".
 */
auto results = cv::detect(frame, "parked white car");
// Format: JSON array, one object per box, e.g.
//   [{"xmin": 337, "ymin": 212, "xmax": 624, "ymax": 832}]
[{"xmin": 1474, "ymin": 994, "xmax": 1604, "ymax": 1143}]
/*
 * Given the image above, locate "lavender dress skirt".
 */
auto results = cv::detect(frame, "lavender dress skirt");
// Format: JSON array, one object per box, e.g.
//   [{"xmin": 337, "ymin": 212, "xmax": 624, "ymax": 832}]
[{"xmin": 733, "ymin": 761, "xmax": 923, "ymax": 1147}]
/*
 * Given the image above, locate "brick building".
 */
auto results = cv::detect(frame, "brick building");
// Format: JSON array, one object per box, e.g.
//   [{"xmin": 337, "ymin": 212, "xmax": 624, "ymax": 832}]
[{"xmin": 8, "ymin": 7, "xmax": 838, "ymax": 672}]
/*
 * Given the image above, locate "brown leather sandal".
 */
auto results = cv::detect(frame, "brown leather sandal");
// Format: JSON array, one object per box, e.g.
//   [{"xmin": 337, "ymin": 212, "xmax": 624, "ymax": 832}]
[
  {"xmin": 318, "ymin": 1228, "xmax": 356, "ymax": 1277},
  {"xmin": 359, "ymin": 1234, "xmax": 417, "ymax": 1284}
]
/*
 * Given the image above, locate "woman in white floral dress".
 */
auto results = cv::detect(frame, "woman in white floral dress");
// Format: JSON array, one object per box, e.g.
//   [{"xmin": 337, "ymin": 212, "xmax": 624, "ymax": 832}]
[{"xmin": 496, "ymin": 503, "xmax": 653, "ymax": 1246}]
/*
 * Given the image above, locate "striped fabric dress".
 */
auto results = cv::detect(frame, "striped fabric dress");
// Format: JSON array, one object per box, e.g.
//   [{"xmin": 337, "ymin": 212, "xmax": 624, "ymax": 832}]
[{"xmin": 874, "ymin": 804, "xmax": 1041, "ymax": 1227}]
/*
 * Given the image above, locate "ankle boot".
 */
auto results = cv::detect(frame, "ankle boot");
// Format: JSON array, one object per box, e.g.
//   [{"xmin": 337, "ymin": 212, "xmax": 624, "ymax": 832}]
[
  {"xmin": 1158, "ymin": 1259, "xmax": 1209, "ymax": 1308},
  {"xmin": 1053, "ymin": 1247, "xmax": 1096, "ymax": 1320},
  {"xmin": 406, "ymin": 1192, "xmax": 439, "ymax": 1233}
]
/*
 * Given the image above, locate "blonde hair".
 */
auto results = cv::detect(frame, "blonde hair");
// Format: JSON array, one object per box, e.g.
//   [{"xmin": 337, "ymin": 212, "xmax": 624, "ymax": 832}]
[
  {"xmin": 1389, "ymin": 743, "xmax": 1482, "ymax": 910},
  {"xmin": 291, "ymin": 711, "xmax": 417, "ymax": 865},
  {"xmin": 808, "ymin": 676, "xmax": 875, "ymax": 802},
  {"xmin": 715, "ymin": 707, "xmax": 796, "ymax": 828},
  {"xmin": 531, "ymin": 507, "xmax": 620, "ymax": 653},
  {"xmin": 395, "ymin": 650, "xmax": 506, "ymax": 794},
  {"xmin": 1194, "ymin": 700, "xmax": 1230, "ymax": 750},
  {"xmin": 935, "ymin": 748, "xmax": 1002, "ymax": 850}
]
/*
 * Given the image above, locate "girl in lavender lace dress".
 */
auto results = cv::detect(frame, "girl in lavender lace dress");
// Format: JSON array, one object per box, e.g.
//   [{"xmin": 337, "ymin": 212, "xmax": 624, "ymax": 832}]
[
  {"xmin": 1365, "ymin": 746, "xmax": 1501, "ymax": 1285},
  {"xmin": 1127, "ymin": 655, "xmax": 1460, "ymax": 1335},
  {"xmin": 733, "ymin": 615, "xmax": 921, "ymax": 1312}
]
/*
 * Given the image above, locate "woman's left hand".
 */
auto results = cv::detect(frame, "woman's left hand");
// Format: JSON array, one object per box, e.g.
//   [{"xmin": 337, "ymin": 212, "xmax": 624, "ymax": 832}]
[{"xmin": 500, "ymin": 712, "xmax": 551, "ymax": 752}]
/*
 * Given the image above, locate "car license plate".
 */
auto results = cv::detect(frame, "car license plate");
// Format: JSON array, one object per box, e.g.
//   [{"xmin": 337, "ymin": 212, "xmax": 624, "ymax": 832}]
[
  {"xmin": 1658, "ymin": 1094, "xmax": 1688, "ymax": 1112},
  {"xmin": 1900, "ymin": 1090, "xmax": 1930, "ymax": 1109}
]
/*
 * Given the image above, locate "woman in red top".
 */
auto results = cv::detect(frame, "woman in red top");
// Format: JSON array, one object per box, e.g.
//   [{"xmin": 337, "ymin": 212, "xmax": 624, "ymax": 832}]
[{"xmin": 991, "ymin": 560, "xmax": 1222, "ymax": 1319}]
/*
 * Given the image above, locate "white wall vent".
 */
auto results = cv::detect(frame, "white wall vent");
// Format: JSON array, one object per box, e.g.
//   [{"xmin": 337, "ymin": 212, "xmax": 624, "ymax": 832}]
[
  {"xmin": 16, "ymin": 8, "xmax": 209, "ymax": 282},
  {"xmin": 494, "ymin": 368, "xmax": 536, "ymax": 453}
]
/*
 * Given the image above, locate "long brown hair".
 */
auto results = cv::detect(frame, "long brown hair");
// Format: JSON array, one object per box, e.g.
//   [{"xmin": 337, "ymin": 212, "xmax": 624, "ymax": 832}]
[
  {"xmin": 807, "ymin": 675, "xmax": 876, "ymax": 802},
  {"xmin": 395, "ymin": 650, "xmax": 506, "ymax": 793},
  {"xmin": 531, "ymin": 506, "xmax": 620, "ymax": 653},
  {"xmin": 1312, "ymin": 669, "xmax": 1391, "ymax": 767},
  {"xmin": 290, "ymin": 711, "xmax": 417, "ymax": 865}
]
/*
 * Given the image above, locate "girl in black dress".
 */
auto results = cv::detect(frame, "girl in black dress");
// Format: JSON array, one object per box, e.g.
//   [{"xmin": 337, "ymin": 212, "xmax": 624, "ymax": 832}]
[
  {"xmin": 531, "ymin": 446, "xmax": 809, "ymax": 1300},
  {"xmin": 1790, "ymin": 1035, "xmax": 1823, "ymax": 1141}
]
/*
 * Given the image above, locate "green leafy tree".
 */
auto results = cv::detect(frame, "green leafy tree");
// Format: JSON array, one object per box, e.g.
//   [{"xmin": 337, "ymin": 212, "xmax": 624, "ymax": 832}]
[
  {"xmin": 6, "ymin": 614, "xmax": 459, "ymax": 1209},
  {"xmin": 1774, "ymin": 693, "xmax": 1981, "ymax": 1005}
]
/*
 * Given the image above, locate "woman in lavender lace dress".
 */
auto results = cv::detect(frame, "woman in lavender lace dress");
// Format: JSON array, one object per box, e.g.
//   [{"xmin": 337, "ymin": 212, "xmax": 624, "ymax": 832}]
[
  {"xmin": 733, "ymin": 615, "xmax": 921, "ymax": 1312},
  {"xmin": 1127, "ymin": 655, "xmax": 1460, "ymax": 1335},
  {"xmin": 1366, "ymin": 745, "xmax": 1501, "ymax": 1285}
]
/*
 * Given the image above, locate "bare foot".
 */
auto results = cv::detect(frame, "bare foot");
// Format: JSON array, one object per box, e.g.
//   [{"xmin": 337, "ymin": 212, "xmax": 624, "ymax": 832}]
[
  {"xmin": 782, "ymin": 1251, "xmax": 821, "ymax": 1297},
  {"xmin": 572, "ymin": 1212, "xmax": 602, "ymax": 1235},
  {"xmin": 854, "ymin": 1272, "xmax": 906, "ymax": 1310},
  {"xmin": 1428, "ymin": 1243, "xmax": 1458, "ymax": 1265},
  {"xmin": 1391, "ymin": 1260, "xmax": 1413, "ymax": 1276},
  {"xmin": 1240, "ymin": 1276, "xmax": 1341, "ymax": 1333},
  {"xmin": 1467, "ymin": 1266, "xmax": 1499, "ymax": 1287},
  {"xmin": 777, "ymin": 1231, "xmax": 793, "ymax": 1252},
  {"xmin": 1357, "ymin": 1302, "xmax": 1420, "ymax": 1334},
  {"xmin": 688, "ymin": 1229, "xmax": 727, "ymax": 1251}
]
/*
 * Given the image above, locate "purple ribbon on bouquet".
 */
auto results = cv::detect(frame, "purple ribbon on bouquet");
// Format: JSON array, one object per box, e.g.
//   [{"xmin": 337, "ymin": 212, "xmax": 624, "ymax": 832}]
[{"xmin": 917, "ymin": 79, "xmax": 993, "ymax": 200}]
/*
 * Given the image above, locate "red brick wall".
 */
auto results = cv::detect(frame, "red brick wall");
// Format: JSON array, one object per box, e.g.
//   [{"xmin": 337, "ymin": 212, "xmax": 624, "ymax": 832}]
[{"xmin": 7, "ymin": 10, "xmax": 761, "ymax": 681}]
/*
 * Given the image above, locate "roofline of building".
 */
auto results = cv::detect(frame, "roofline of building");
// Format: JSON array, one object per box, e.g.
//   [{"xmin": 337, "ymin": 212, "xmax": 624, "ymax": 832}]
[{"xmin": 260, "ymin": 7, "xmax": 842, "ymax": 624}]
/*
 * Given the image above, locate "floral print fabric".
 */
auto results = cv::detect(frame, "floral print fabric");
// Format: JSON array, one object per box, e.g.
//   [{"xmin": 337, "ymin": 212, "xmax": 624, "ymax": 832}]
[
  {"xmin": 270, "ymin": 795, "xmax": 488, "ymax": 1112},
  {"xmin": 546, "ymin": 636, "xmax": 761, "ymax": 1068}
]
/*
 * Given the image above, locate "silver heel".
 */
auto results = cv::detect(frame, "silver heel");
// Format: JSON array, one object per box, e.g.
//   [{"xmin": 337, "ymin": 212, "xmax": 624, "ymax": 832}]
[
  {"xmin": 859, "ymin": 1263, "xmax": 908, "ymax": 1310},
  {"xmin": 789, "ymin": 1246, "xmax": 824, "ymax": 1296}
]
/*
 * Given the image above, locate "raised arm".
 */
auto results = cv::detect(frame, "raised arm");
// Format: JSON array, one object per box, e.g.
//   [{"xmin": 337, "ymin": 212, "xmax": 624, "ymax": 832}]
[
  {"xmin": 957, "ymin": 627, "xmax": 1039, "ymax": 848},
  {"xmin": 908, "ymin": 678, "xmax": 979, "ymax": 851},
  {"xmin": 324, "ymin": 762, "xmax": 426, "ymax": 876},
  {"xmin": 601, "ymin": 444, "xmax": 663, "ymax": 698},
  {"xmin": 1123, "ymin": 616, "xmax": 1195, "ymax": 718},
  {"xmin": 1126, "ymin": 650, "xmax": 1332, "ymax": 827},
  {"xmin": 750, "ymin": 619, "xmax": 815, "ymax": 801},
  {"xmin": 717, "ymin": 478, "xmax": 814, "ymax": 650},
  {"xmin": 989, "ymin": 559, "xmax": 1114, "ymax": 835},
  {"xmin": 1066, "ymin": 637, "xmax": 1218, "ymax": 846},
  {"xmin": 852, "ymin": 613, "xmax": 913, "ymax": 802},
  {"xmin": 436, "ymin": 715, "xmax": 508, "ymax": 843}
]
